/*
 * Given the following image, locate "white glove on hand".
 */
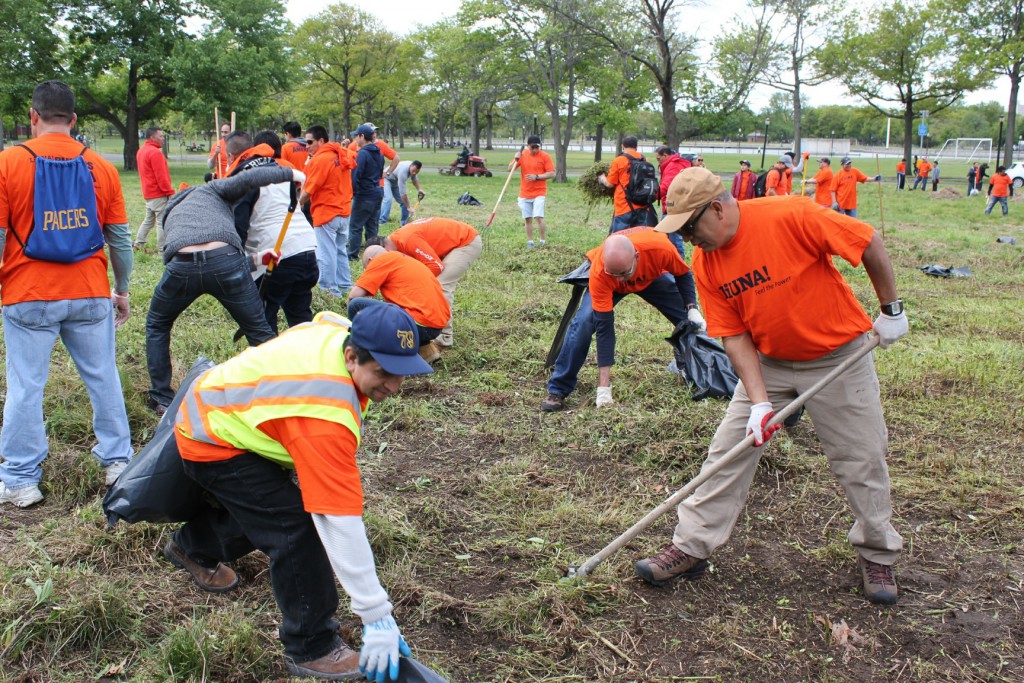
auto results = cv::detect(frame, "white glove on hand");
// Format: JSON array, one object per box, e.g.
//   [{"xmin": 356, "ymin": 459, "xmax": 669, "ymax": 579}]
[
  {"xmin": 112, "ymin": 291, "xmax": 130, "ymax": 330},
  {"xmin": 872, "ymin": 311, "xmax": 908, "ymax": 349},
  {"xmin": 359, "ymin": 615, "xmax": 411, "ymax": 683},
  {"xmin": 746, "ymin": 401, "xmax": 781, "ymax": 446},
  {"xmin": 253, "ymin": 248, "xmax": 280, "ymax": 269},
  {"xmin": 687, "ymin": 307, "xmax": 706, "ymax": 330},
  {"xmin": 595, "ymin": 386, "xmax": 614, "ymax": 408},
  {"xmin": 291, "ymin": 169, "xmax": 307, "ymax": 185}
]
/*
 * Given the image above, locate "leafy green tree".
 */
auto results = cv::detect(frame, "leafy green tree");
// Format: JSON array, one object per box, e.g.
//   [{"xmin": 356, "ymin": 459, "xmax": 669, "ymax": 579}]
[
  {"xmin": 0, "ymin": 0, "xmax": 61, "ymax": 146},
  {"xmin": 816, "ymin": 0, "xmax": 991, "ymax": 171}
]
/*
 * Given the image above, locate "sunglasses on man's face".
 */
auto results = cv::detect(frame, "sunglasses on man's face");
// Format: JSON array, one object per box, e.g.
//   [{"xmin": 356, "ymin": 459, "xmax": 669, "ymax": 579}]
[{"xmin": 679, "ymin": 202, "xmax": 712, "ymax": 239}]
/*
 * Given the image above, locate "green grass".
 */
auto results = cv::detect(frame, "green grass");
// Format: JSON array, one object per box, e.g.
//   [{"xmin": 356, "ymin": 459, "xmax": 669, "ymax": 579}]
[{"xmin": 1, "ymin": 166, "xmax": 1022, "ymax": 681}]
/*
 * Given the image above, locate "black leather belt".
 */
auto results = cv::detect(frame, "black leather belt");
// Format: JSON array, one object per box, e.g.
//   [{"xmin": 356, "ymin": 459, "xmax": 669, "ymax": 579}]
[{"xmin": 171, "ymin": 245, "xmax": 238, "ymax": 262}]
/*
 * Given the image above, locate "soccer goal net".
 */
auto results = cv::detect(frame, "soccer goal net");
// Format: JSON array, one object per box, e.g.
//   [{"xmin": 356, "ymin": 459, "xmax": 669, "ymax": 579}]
[{"xmin": 934, "ymin": 138, "xmax": 992, "ymax": 162}]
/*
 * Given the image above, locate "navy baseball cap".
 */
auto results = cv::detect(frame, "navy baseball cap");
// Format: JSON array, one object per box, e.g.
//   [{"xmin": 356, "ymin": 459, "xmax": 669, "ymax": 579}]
[
  {"xmin": 349, "ymin": 303, "xmax": 433, "ymax": 376},
  {"xmin": 527, "ymin": 135, "xmax": 541, "ymax": 146},
  {"xmin": 354, "ymin": 124, "xmax": 375, "ymax": 139}
]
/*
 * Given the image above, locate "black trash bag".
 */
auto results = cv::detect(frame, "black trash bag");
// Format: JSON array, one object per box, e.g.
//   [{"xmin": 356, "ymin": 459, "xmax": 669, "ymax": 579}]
[
  {"xmin": 919, "ymin": 264, "xmax": 973, "ymax": 278},
  {"xmin": 395, "ymin": 657, "xmax": 451, "ymax": 683},
  {"xmin": 103, "ymin": 358, "xmax": 215, "ymax": 526},
  {"xmin": 544, "ymin": 260, "xmax": 592, "ymax": 369},
  {"xmin": 557, "ymin": 259, "xmax": 591, "ymax": 286},
  {"xmin": 667, "ymin": 320, "xmax": 739, "ymax": 401},
  {"xmin": 457, "ymin": 191, "xmax": 482, "ymax": 206}
]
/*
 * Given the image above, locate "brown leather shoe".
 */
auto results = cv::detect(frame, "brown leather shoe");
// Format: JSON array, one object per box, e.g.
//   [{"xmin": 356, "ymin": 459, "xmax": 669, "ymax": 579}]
[
  {"xmin": 418, "ymin": 341, "xmax": 441, "ymax": 364},
  {"xmin": 163, "ymin": 540, "xmax": 238, "ymax": 593},
  {"xmin": 285, "ymin": 642, "xmax": 361, "ymax": 680}
]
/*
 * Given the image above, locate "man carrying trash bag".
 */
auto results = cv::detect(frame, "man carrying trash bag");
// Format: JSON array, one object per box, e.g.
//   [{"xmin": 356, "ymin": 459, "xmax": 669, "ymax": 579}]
[
  {"xmin": 636, "ymin": 168, "xmax": 909, "ymax": 605},
  {"xmin": 166, "ymin": 305, "xmax": 432, "ymax": 681}
]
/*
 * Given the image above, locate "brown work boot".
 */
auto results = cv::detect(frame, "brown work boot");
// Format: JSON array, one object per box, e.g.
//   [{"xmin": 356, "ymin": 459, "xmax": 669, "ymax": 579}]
[
  {"xmin": 418, "ymin": 341, "xmax": 441, "ymax": 364},
  {"xmin": 285, "ymin": 642, "xmax": 361, "ymax": 680},
  {"xmin": 635, "ymin": 543, "xmax": 709, "ymax": 586},
  {"xmin": 163, "ymin": 540, "xmax": 239, "ymax": 593},
  {"xmin": 857, "ymin": 555, "xmax": 898, "ymax": 605},
  {"xmin": 539, "ymin": 393, "xmax": 566, "ymax": 412}
]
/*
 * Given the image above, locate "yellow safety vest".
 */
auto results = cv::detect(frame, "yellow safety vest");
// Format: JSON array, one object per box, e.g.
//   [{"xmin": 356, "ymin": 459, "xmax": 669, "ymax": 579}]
[{"xmin": 176, "ymin": 312, "xmax": 368, "ymax": 467}]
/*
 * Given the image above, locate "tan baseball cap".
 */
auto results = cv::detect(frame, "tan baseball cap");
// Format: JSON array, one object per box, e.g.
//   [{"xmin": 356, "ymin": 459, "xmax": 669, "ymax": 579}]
[{"xmin": 654, "ymin": 167, "xmax": 725, "ymax": 234}]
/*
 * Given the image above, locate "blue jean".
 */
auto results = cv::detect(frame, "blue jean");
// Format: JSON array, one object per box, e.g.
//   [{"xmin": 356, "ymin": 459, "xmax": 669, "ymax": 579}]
[
  {"xmin": 176, "ymin": 453, "xmax": 342, "ymax": 661},
  {"xmin": 1, "ymin": 297, "xmax": 132, "ymax": 488},
  {"xmin": 348, "ymin": 195, "xmax": 383, "ymax": 261},
  {"xmin": 547, "ymin": 276, "xmax": 687, "ymax": 398},
  {"xmin": 912, "ymin": 176, "xmax": 927, "ymax": 191},
  {"xmin": 314, "ymin": 216, "xmax": 351, "ymax": 295},
  {"xmin": 146, "ymin": 251, "xmax": 275, "ymax": 407},
  {"xmin": 347, "ymin": 297, "xmax": 440, "ymax": 344},
  {"xmin": 609, "ymin": 206, "xmax": 657, "ymax": 233},
  {"xmin": 840, "ymin": 208, "xmax": 857, "ymax": 217},
  {"xmin": 379, "ymin": 176, "xmax": 401, "ymax": 223},
  {"xmin": 985, "ymin": 196, "xmax": 1008, "ymax": 215}
]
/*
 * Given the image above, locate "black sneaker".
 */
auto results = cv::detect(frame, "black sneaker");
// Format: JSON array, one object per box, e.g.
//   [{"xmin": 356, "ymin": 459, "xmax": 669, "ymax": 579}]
[
  {"xmin": 540, "ymin": 393, "xmax": 566, "ymax": 412},
  {"xmin": 147, "ymin": 398, "xmax": 169, "ymax": 417},
  {"xmin": 857, "ymin": 556, "xmax": 898, "ymax": 605},
  {"xmin": 783, "ymin": 405, "xmax": 804, "ymax": 427},
  {"xmin": 635, "ymin": 544, "xmax": 709, "ymax": 586}
]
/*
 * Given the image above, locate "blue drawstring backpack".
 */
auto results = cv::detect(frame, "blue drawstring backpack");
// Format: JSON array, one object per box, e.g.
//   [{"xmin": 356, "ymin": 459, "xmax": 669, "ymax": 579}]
[{"xmin": 10, "ymin": 143, "xmax": 105, "ymax": 263}]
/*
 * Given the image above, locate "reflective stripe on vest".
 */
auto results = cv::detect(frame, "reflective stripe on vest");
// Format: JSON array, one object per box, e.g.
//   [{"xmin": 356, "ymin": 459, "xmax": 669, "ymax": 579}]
[{"xmin": 176, "ymin": 312, "xmax": 366, "ymax": 467}]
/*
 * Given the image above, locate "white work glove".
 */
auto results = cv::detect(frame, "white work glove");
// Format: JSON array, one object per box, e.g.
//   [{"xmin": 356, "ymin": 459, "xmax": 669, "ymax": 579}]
[
  {"xmin": 746, "ymin": 401, "xmax": 781, "ymax": 446},
  {"xmin": 359, "ymin": 615, "xmax": 411, "ymax": 683},
  {"xmin": 112, "ymin": 291, "xmax": 130, "ymax": 329},
  {"xmin": 291, "ymin": 169, "xmax": 307, "ymax": 184},
  {"xmin": 595, "ymin": 386, "xmax": 614, "ymax": 408},
  {"xmin": 253, "ymin": 248, "xmax": 280, "ymax": 269},
  {"xmin": 872, "ymin": 311, "xmax": 908, "ymax": 349},
  {"xmin": 687, "ymin": 307, "xmax": 706, "ymax": 330}
]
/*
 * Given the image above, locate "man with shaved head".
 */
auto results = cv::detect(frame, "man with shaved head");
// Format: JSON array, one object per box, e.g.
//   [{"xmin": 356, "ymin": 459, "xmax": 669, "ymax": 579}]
[{"xmin": 540, "ymin": 227, "xmax": 695, "ymax": 411}]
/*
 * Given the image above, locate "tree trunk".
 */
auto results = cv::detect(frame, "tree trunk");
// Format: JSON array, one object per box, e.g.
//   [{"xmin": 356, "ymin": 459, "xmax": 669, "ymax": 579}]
[
  {"xmin": 903, "ymin": 105, "xmax": 915, "ymax": 180},
  {"xmin": 660, "ymin": 82, "xmax": 678, "ymax": 148},
  {"xmin": 0, "ymin": 118, "xmax": 5, "ymax": 151},
  {"xmin": 485, "ymin": 108, "xmax": 494, "ymax": 150},
  {"xmin": 470, "ymin": 98, "xmax": 481, "ymax": 155},
  {"xmin": 791, "ymin": 73, "xmax": 802, "ymax": 155},
  {"xmin": 1005, "ymin": 61, "xmax": 1020, "ymax": 165},
  {"xmin": 122, "ymin": 63, "xmax": 140, "ymax": 171},
  {"xmin": 594, "ymin": 123, "xmax": 604, "ymax": 162},
  {"xmin": 551, "ymin": 107, "xmax": 567, "ymax": 182}
]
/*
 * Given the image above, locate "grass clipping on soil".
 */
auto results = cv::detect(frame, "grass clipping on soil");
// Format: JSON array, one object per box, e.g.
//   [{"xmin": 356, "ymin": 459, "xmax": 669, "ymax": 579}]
[{"xmin": 578, "ymin": 162, "xmax": 614, "ymax": 221}]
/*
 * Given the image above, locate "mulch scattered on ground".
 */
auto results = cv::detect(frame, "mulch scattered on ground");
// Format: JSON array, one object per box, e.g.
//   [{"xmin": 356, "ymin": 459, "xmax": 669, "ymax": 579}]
[{"xmin": 930, "ymin": 187, "xmax": 963, "ymax": 200}]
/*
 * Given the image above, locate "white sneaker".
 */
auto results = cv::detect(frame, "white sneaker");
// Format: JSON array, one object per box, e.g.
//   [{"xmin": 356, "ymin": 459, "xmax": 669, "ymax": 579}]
[
  {"xmin": 539, "ymin": 239, "xmax": 546, "ymax": 246},
  {"xmin": 527, "ymin": 240, "xmax": 535, "ymax": 250},
  {"xmin": 0, "ymin": 483, "xmax": 44, "ymax": 508},
  {"xmin": 104, "ymin": 461, "xmax": 130, "ymax": 486}
]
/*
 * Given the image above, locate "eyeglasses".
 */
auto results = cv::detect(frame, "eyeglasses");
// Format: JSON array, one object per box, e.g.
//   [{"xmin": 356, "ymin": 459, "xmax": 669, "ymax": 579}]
[
  {"xmin": 696, "ymin": 158, "xmax": 704, "ymax": 162},
  {"xmin": 604, "ymin": 253, "xmax": 638, "ymax": 279},
  {"xmin": 679, "ymin": 202, "xmax": 712, "ymax": 240}
]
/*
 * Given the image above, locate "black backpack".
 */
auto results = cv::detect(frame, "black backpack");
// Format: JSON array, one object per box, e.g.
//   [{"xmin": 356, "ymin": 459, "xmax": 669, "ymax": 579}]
[
  {"xmin": 620, "ymin": 153, "xmax": 658, "ymax": 208},
  {"xmin": 753, "ymin": 166, "xmax": 782, "ymax": 198}
]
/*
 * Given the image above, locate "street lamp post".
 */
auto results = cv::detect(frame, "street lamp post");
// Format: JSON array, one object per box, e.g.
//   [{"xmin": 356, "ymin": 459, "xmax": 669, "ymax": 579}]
[
  {"xmin": 996, "ymin": 116, "xmax": 1005, "ymax": 168},
  {"xmin": 830, "ymin": 130, "xmax": 835, "ymax": 157},
  {"xmin": 738, "ymin": 128, "xmax": 742, "ymax": 154},
  {"xmin": 533, "ymin": 114, "xmax": 538, "ymax": 136},
  {"xmin": 759, "ymin": 118, "xmax": 770, "ymax": 170}
]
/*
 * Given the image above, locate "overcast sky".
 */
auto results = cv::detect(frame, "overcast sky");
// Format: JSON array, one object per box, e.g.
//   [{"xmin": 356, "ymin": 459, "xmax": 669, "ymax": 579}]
[{"xmin": 283, "ymin": 0, "xmax": 1011, "ymax": 115}]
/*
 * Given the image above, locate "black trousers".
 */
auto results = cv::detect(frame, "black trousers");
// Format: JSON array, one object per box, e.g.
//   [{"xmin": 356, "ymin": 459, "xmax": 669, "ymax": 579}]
[{"xmin": 255, "ymin": 250, "xmax": 319, "ymax": 334}]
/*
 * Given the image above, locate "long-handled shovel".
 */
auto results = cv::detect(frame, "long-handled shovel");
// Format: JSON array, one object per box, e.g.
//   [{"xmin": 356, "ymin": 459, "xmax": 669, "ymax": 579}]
[
  {"xmin": 233, "ymin": 183, "xmax": 298, "ymax": 342},
  {"xmin": 485, "ymin": 144, "xmax": 524, "ymax": 228},
  {"xmin": 875, "ymin": 154, "xmax": 886, "ymax": 238},
  {"xmin": 568, "ymin": 334, "xmax": 881, "ymax": 578}
]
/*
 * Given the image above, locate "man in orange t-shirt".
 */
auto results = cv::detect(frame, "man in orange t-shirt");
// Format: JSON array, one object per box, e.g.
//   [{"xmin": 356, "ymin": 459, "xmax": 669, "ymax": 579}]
[
  {"xmin": 831, "ymin": 156, "xmax": 881, "ymax": 217},
  {"xmin": 912, "ymin": 156, "xmax": 932, "ymax": 191},
  {"xmin": 895, "ymin": 159, "xmax": 906, "ymax": 190},
  {"xmin": 510, "ymin": 135, "xmax": 555, "ymax": 248},
  {"xmin": 348, "ymin": 246, "xmax": 451, "ymax": 361},
  {"xmin": 299, "ymin": 125, "xmax": 356, "ymax": 297},
  {"xmin": 641, "ymin": 167, "xmax": 908, "ymax": 606},
  {"xmin": 599, "ymin": 135, "xmax": 658, "ymax": 232},
  {"xmin": 0, "ymin": 80, "xmax": 134, "ymax": 508},
  {"xmin": 369, "ymin": 217, "xmax": 482, "ymax": 348},
  {"xmin": 540, "ymin": 228, "xmax": 695, "ymax": 412},
  {"xmin": 765, "ymin": 156, "xmax": 792, "ymax": 196},
  {"xmin": 280, "ymin": 121, "xmax": 309, "ymax": 169},
  {"xmin": 804, "ymin": 157, "xmax": 835, "ymax": 207},
  {"xmin": 985, "ymin": 165, "xmax": 1013, "ymax": 216}
]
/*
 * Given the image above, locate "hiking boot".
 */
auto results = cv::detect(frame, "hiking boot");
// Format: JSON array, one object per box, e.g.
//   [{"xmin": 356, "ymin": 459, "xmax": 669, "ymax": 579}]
[
  {"xmin": 163, "ymin": 540, "xmax": 239, "ymax": 593},
  {"xmin": 418, "ymin": 341, "xmax": 441, "ymax": 364},
  {"xmin": 783, "ymin": 405, "xmax": 804, "ymax": 428},
  {"xmin": 147, "ymin": 398, "xmax": 169, "ymax": 418},
  {"xmin": 858, "ymin": 555, "xmax": 898, "ymax": 605},
  {"xmin": 104, "ymin": 461, "xmax": 130, "ymax": 486},
  {"xmin": 635, "ymin": 543, "xmax": 709, "ymax": 587},
  {"xmin": 284, "ymin": 642, "xmax": 361, "ymax": 680},
  {"xmin": 540, "ymin": 393, "xmax": 566, "ymax": 412},
  {"xmin": 0, "ymin": 483, "xmax": 44, "ymax": 508}
]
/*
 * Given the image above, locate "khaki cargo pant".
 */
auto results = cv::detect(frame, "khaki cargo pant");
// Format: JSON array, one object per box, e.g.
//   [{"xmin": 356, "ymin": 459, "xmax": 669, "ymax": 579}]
[
  {"xmin": 436, "ymin": 235, "xmax": 483, "ymax": 347},
  {"xmin": 674, "ymin": 333, "xmax": 903, "ymax": 565},
  {"xmin": 134, "ymin": 195, "xmax": 169, "ymax": 250}
]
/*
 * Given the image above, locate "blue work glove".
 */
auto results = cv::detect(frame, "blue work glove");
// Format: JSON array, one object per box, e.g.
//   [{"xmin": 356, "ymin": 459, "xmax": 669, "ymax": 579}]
[
  {"xmin": 873, "ymin": 174, "xmax": 882, "ymax": 182},
  {"xmin": 359, "ymin": 615, "xmax": 411, "ymax": 683}
]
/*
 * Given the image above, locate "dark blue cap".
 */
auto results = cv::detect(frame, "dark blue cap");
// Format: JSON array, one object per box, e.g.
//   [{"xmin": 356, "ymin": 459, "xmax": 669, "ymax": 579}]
[{"xmin": 349, "ymin": 303, "xmax": 433, "ymax": 376}]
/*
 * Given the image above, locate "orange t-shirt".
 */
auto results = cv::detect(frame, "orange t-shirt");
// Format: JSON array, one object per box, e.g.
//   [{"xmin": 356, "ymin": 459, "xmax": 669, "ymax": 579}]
[
  {"xmin": 766, "ymin": 166, "xmax": 786, "ymax": 195},
  {"xmin": 782, "ymin": 167, "xmax": 794, "ymax": 195},
  {"xmin": 692, "ymin": 196, "xmax": 873, "ymax": 361},
  {"xmin": 303, "ymin": 143, "xmax": 356, "ymax": 224},
  {"xmin": 896, "ymin": 162, "xmax": 905, "ymax": 174},
  {"xmin": 989, "ymin": 173, "xmax": 1012, "ymax": 198},
  {"xmin": 917, "ymin": 160, "xmax": 932, "ymax": 178},
  {"xmin": 281, "ymin": 139, "xmax": 310, "ymax": 169},
  {"xmin": 354, "ymin": 251, "xmax": 451, "ymax": 328},
  {"xmin": 812, "ymin": 167, "xmax": 834, "ymax": 206},
  {"xmin": 208, "ymin": 140, "xmax": 228, "ymax": 179},
  {"xmin": 735, "ymin": 170, "xmax": 753, "ymax": 200},
  {"xmin": 388, "ymin": 217, "xmax": 479, "ymax": 276},
  {"xmin": 831, "ymin": 167, "xmax": 867, "ymax": 210},
  {"xmin": 607, "ymin": 149, "xmax": 648, "ymax": 216},
  {"xmin": 0, "ymin": 133, "xmax": 127, "ymax": 305},
  {"xmin": 517, "ymin": 150, "xmax": 554, "ymax": 199},
  {"xmin": 586, "ymin": 227, "xmax": 690, "ymax": 313},
  {"xmin": 177, "ymin": 415, "xmax": 364, "ymax": 516}
]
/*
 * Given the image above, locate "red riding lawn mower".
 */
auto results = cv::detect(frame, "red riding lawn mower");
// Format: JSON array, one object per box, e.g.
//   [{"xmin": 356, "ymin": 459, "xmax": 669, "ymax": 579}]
[{"xmin": 441, "ymin": 154, "xmax": 493, "ymax": 177}]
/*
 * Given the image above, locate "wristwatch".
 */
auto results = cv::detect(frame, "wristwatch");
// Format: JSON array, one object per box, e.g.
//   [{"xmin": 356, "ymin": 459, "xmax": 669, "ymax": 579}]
[{"xmin": 880, "ymin": 299, "xmax": 904, "ymax": 316}]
